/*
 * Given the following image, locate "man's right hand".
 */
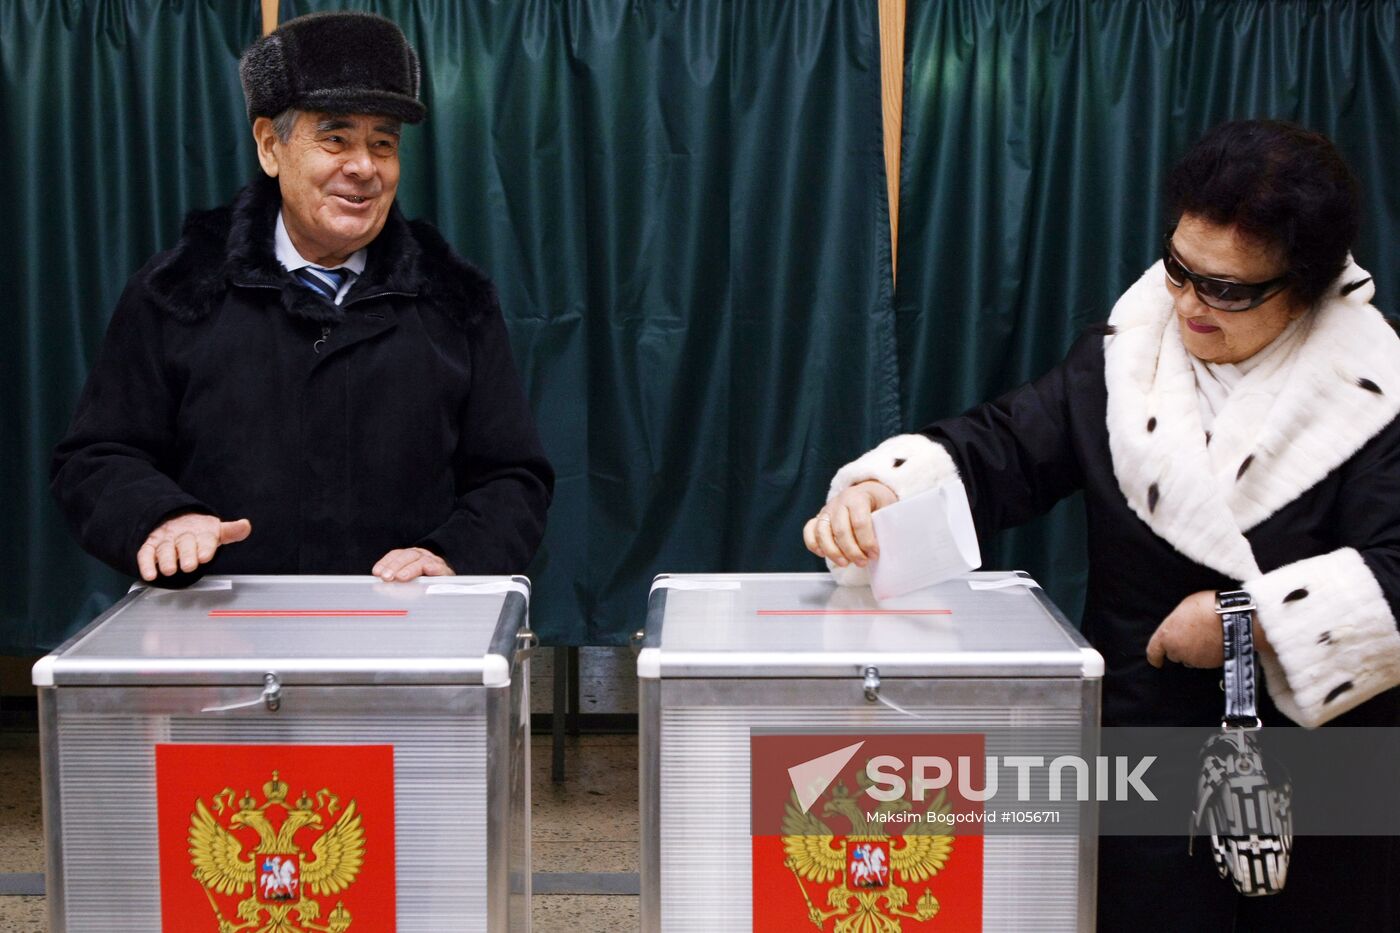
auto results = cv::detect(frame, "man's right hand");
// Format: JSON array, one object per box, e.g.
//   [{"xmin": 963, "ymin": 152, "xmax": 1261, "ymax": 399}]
[
  {"xmin": 802, "ymin": 480, "xmax": 898, "ymax": 568},
  {"xmin": 136, "ymin": 514, "xmax": 252, "ymax": 581}
]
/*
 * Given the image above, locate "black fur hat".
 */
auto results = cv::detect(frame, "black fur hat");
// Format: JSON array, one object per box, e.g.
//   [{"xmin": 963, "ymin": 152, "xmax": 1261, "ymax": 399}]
[{"xmin": 239, "ymin": 12, "xmax": 425, "ymax": 124}]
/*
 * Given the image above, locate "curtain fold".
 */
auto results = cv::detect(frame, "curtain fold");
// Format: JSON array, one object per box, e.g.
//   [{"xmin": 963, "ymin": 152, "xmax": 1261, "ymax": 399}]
[
  {"xmin": 896, "ymin": 0, "xmax": 1400, "ymax": 621},
  {"xmin": 2, "ymin": 0, "xmax": 261, "ymax": 653}
]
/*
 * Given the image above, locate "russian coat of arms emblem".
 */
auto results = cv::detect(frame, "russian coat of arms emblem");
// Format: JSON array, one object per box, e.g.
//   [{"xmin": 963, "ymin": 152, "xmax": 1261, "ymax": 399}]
[
  {"xmin": 752, "ymin": 734, "xmax": 986, "ymax": 931},
  {"xmin": 187, "ymin": 771, "xmax": 362, "ymax": 932},
  {"xmin": 781, "ymin": 779, "xmax": 951, "ymax": 930},
  {"xmin": 156, "ymin": 745, "xmax": 396, "ymax": 933}
]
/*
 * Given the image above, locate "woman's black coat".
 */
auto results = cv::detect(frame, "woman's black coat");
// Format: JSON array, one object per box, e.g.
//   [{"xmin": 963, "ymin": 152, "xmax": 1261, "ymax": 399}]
[
  {"xmin": 829, "ymin": 261, "xmax": 1400, "ymax": 929},
  {"xmin": 927, "ymin": 329, "xmax": 1400, "ymax": 730}
]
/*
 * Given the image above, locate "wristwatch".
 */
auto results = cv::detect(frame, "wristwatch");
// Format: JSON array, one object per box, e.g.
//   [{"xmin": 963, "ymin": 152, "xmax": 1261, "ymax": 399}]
[{"xmin": 1215, "ymin": 589, "xmax": 1260, "ymax": 730}]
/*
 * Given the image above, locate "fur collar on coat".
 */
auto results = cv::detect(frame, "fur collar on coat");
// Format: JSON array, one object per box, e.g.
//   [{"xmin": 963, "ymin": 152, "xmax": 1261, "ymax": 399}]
[
  {"xmin": 139, "ymin": 173, "xmax": 497, "ymax": 327},
  {"xmin": 1104, "ymin": 259, "xmax": 1400, "ymax": 582}
]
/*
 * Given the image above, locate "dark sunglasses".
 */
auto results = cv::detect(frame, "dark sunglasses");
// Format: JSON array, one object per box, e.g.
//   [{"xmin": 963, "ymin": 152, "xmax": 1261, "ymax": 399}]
[{"xmin": 1162, "ymin": 236, "xmax": 1290, "ymax": 312}]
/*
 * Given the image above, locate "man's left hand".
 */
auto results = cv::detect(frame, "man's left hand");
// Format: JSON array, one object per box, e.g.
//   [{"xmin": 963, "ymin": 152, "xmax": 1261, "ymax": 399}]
[
  {"xmin": 1146, "ymin": 590, "xmax": 1222, "ymax": 669},
  {"xmin": 372, "ymin": 547, "xmax": 454, "ymax": 582}
]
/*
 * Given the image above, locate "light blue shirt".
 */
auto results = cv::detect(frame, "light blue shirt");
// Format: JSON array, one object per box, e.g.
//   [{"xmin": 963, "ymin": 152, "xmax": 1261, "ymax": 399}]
[{"xmin": 274, "ymin": 212, "xmax": 367, "ymax": 305}]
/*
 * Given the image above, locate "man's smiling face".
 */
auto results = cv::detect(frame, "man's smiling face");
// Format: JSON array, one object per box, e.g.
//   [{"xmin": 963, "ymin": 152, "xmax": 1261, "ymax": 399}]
[{"xmin": 254, "ymin": 111, "xmax": 402, "ymax": 266}]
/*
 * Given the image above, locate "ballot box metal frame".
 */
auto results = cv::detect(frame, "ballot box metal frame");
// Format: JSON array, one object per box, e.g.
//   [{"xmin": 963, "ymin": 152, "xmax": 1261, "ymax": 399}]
[
  {"xmin": 638, "ymin": 571, "xmax": 1103, "ymax": 933},
  {"xmin": 34, "ymin": 575, "xmax": 534, "ymax": 933}
]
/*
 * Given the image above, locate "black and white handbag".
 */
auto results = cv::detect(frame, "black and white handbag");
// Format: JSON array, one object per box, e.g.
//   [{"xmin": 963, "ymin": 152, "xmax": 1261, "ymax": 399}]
[{"xmin": 1189, "ymin": 590, "xmax": 1293, "ymax": 896}]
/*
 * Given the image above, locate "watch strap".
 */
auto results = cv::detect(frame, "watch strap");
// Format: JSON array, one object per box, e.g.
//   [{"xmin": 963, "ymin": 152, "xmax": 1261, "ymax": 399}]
[{"xmin": 1217, "ymin": 589, "xmax": 1259, "ymax": 728}]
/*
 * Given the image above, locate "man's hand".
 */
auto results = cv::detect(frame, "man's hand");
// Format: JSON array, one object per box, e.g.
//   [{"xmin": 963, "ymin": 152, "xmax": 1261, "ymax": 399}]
[
  {"xmin": 802, "ymin": 480, "xmax": 898, "ymax": 568},
  {"xmin": 1146, "ymin": 590, "xmax": 1223, "ymax": 669},
  {"xmin": 372, "ymin": 547, "xmax": 454, "ymax": 582},
  {"xmin": 137, "ymin": 514, "xmax": 252, "ymax": 582}
]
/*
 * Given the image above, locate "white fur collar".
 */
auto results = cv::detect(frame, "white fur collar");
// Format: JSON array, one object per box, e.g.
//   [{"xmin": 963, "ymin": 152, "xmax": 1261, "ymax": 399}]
[{"xmin": 1104, "ymin": 259, "xmax": 1400, "ymax": 582}]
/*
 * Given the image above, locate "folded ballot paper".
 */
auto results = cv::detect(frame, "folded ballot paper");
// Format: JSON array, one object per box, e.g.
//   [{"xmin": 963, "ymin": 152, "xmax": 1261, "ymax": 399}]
[{"xmin": 868, "ymin": 477, "xmax": 982, "ymax": 601}]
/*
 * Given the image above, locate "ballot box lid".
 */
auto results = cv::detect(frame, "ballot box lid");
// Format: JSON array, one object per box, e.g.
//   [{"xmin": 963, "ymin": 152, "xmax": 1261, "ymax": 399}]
[
  {"xmin": 637, "ymin": 572, "xmax": 1102, "ymax": 680},
  {"xmin": 33, "ymin": 575, "xmax": 530, "ymax": 688}
]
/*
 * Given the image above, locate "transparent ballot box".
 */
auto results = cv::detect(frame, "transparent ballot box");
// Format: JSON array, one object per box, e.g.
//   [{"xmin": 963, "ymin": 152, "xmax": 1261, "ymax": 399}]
[
  {"xmin": 638, "ymin": 572, "xmax": 1104, "ymax": 932},
  {"xmin": 34, "ymin": 575, "xmax": 534, "ymax": 933}
]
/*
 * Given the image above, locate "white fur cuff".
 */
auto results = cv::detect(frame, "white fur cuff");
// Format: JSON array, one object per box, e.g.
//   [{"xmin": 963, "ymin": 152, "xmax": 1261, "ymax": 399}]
[
  {"xmin": 1245, "ymin": 548, "xmax": 1400, "ymax": 727},
  {"xmin": 823, "ymin": 434, "xmax": 960, "ymax": 588},
  {"xmin": 827, "ymin": 433, "xmax": 960, "ymax": 503}
]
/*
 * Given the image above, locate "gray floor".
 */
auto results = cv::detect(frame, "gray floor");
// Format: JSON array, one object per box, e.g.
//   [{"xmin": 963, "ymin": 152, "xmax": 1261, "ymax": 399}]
[
  {"xmin": 529, "ymin": 645, "xmax": 638, "ymax": 715},
  {"xmin": 0, "ymin": 647, "xmax": 641, "ymax": 932}
]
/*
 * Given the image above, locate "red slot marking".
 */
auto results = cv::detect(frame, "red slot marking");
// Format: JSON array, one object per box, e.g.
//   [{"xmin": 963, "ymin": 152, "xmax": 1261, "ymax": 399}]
[
  {"xmin": 207, "ymin": 610, "xmax": 409, "ymax": 617},
  {"xmin": 756, "ymin": 609, "xmax": 952, "ymax": 616}
]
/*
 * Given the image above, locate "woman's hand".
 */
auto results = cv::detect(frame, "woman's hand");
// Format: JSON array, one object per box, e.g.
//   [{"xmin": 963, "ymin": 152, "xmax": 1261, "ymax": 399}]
[
  {"xmin": 802, "ymin": 480, "xmax": 898, "ymax": 568},
  {"xmin": 1146, "ymin": 590, "xmax": 1222, "ymax": 668}
]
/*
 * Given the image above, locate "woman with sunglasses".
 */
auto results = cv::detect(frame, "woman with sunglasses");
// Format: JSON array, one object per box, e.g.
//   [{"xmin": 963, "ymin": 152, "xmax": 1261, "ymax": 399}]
[{"xmin": 805, "ymin": 119, "xmax": 1400, "ymax": 930}]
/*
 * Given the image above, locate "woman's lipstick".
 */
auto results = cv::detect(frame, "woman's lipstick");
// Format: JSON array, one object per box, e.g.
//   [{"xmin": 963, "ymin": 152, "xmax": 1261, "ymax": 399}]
[{"xmin": 1186, "ymin": 317, "xmax": 1220, "ymax": 334}]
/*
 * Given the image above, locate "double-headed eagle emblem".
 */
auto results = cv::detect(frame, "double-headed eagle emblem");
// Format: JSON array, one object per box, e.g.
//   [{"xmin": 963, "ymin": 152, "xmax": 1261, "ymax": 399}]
[
  {"xmin": 187, "ymin": 770, "xmax": 365, "ymax": 933},
  {"xmin": 783, "ymin": 774, "xmax": 954, "ymax": 931}
]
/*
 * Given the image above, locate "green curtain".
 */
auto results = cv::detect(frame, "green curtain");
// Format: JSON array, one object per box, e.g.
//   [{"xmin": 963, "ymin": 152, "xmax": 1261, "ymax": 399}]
[
  {"xmin": 14, "ymin": 0, "xmax": 1400, "ymax": 653},
  {"xmin": 2, "ymin": 1, "xmax": 262, "ymax": 653},
  {"xmin": 6, "ymin": 0, "xmax": 897, "ymax": 650},
  {"xmin": 896, "ymin": 0, "xmax": 1400, "ymax": 621}
]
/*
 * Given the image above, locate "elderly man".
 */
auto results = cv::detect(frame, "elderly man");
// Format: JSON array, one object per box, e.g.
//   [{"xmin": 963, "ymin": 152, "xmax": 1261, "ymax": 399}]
[{"xmin": 51, "ymin": 12, "xmax": 553, "ymax": 584}]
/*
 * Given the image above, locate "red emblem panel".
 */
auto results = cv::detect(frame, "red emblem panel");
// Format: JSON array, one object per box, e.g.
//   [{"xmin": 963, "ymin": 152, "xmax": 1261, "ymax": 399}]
[{"xmin": 155, "ymin": 744, "xmax": 396, "ymax": 932}]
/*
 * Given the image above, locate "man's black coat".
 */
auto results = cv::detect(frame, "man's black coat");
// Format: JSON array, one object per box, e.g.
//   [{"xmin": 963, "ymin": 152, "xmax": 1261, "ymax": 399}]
[{"xmin": 52, "ymin": 176, "xmax": 553, "ymax": 580}]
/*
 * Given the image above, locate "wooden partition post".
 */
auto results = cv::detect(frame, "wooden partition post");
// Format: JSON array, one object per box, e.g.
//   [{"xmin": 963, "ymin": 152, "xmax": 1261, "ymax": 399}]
[{"xmin": 878, "ymin": 0, "xmax": 906, "ymax": 284}]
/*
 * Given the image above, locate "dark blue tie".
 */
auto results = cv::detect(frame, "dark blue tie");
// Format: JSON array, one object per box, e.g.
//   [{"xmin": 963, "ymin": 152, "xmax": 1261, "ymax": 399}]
[{"xmin": 294, "ymin": 266, "xmax": 351, "ymax": 302}]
